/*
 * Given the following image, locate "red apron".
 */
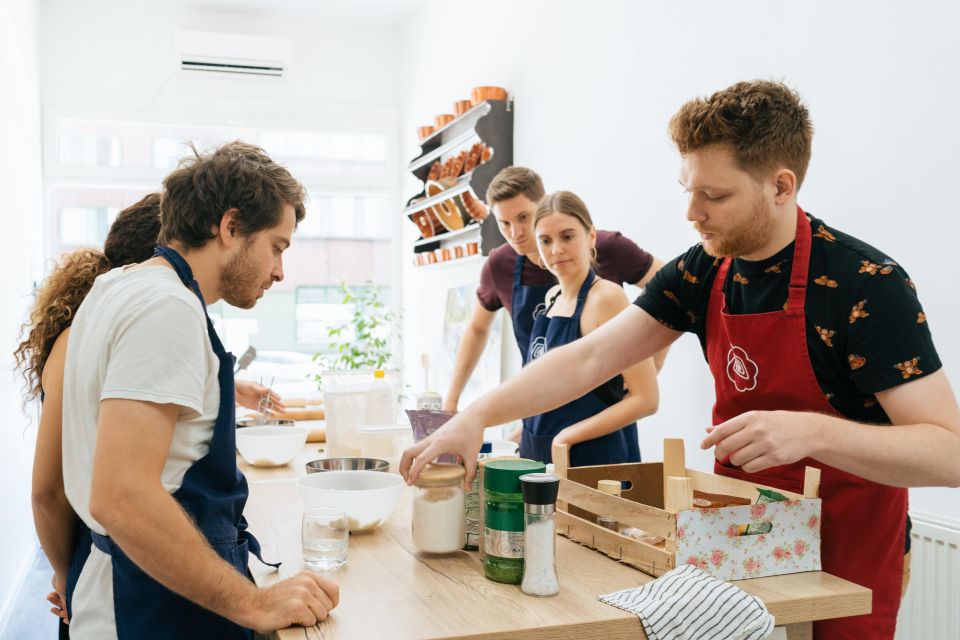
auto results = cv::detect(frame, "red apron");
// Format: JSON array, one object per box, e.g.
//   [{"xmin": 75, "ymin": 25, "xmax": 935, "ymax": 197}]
[{"xmin": 706, "ymin": 207, "xmax": 907, "ymax": 639}]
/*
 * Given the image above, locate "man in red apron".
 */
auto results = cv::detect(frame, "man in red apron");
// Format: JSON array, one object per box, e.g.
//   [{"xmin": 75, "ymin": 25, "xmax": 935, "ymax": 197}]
[{"xmin": 402, "ymin": 81, "xmax": 960, "ymax": 639}]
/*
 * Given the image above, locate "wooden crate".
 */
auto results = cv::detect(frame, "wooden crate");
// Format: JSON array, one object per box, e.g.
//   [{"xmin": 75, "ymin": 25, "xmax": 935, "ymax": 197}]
[{"xmin": 553, "ymin": 439, "xmax": 822, "ymax": 580}]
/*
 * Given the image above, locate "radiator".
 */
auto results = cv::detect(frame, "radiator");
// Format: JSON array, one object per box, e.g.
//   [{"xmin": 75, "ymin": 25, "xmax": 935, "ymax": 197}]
[{"xmin": 896, "ymin": 512, "xmax": 960, "ymax": 639}]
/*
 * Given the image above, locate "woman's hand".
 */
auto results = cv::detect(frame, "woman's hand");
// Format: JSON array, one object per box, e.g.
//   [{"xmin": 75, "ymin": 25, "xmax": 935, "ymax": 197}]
[
  {"xmin": 235, "ymin": 380, "xmax": 286, "ymax": 414},
  {"xmin": 48, "ymin": 573, "xmax": 68, "ymax": 623},
  {"xmin": 551, "ymin": 427, "xmax": 580, "ymax": 450}
]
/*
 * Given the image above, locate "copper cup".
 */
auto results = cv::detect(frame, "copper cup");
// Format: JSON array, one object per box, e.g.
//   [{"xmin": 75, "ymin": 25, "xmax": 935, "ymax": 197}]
[
  {"xmin": 440, "ymin": 248, "xmax": 452, "ymax": 262},
  {"xmin": 425, "ymin": 251, "xmax": 438, "ymax": 264},
  {"xmin": 434, "ymin": 114, "xmax": 454, "ymax": 129},
  {"xmin": 454, "ymin": 245, "xmax": 465, "ymax": 259},
  {"xmin": 466, "ymin": 241, "xmax": 479, "ymax": 256},
  {"xmin": 453, "ymin": 99, "xmax": 472, "ymax": 115},
  {"xmin": 417, "ymin": 125, "xmax": 435, "ymax": 140},
  {"xmin": 470, "ymin": 86, "xmax": 508, "ymax": 105}
]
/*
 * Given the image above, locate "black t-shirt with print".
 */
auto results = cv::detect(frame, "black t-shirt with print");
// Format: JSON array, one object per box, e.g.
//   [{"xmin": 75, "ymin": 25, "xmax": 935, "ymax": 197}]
[{"xmin": 634, "ymin": 214, "xmax": 941, "ymax": 425}]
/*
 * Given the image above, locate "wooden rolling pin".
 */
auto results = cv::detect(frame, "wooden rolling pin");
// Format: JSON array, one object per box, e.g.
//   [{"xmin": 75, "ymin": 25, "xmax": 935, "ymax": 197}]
[
  {"xmin": 267, "ymin": 408, "xmax": 325, "ymax": 421},
  {"xmin": 282, "ymin": 398, "xmax": 323, "ymax": 409}
]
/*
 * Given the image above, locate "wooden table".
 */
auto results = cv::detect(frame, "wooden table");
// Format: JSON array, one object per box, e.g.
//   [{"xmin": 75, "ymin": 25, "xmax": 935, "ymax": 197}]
[{"xmin": 242, "ymin": 454, "xmax": 871, "ymax": 640}]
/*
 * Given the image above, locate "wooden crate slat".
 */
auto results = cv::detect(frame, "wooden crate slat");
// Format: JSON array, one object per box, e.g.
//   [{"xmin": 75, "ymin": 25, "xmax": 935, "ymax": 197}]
[
  {"xmin": 557, "ymin": 478, "xmax": 676, "ymax": 539},
  {"xmin": 557, "ymin": 510, "xmax": 675, "ymax": 577},
  {"xmin": 686, "ymin": 468, "xmax": 806, "ymax": 502}
]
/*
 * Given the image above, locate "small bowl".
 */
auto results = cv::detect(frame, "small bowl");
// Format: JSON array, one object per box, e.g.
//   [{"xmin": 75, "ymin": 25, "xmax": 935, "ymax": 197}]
[
  {"xmin": 417, "ymin": 125, "xmax": 434, "ymax": 140},
  {"xmin": 296, "ymin": 470, "xmax": 405, "ymax": 533},
  {"xmin": 305, "ymin": 458, "xmax": 390, "ymax": 474},
  {"xmin": 236, "ymin": 418, "xmax": 295, "ymax": 429},
  {"xmin": 470, "ymin": 86, "xmax": 508, "ymax": 105},
  {"xmin": 236, "ymin": 426, "xmax": 308, "ymax": 467},
  {"xmin": 433, "ymin": 113, "xmax": 455, "ymax": 129},
  {"xmin": 453, "ymin": 99, "xmax": 472, "ymax": 115}
]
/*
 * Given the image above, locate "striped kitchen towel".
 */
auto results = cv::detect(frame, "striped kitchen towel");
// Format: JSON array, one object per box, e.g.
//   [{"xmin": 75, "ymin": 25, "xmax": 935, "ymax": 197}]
[{"xmin": 598, "ymin": 564, "xmax": 775, "ymax": 640}]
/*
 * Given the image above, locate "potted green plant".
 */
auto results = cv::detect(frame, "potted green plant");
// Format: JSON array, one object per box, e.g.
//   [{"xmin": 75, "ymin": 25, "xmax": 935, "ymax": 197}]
[{"xmin": 312, "ymin": 281, "xmax": 401, "ymax": 388}]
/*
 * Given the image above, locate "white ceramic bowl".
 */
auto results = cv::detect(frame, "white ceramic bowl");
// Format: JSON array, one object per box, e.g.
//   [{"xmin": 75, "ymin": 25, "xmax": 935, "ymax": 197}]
[
  {"xmin": 235, "ymin": 426, "xmax": 308, "ymax": 467},
  {"xmin": 296, "ymin": 470, "xmax": 404, "ymax": 533}
]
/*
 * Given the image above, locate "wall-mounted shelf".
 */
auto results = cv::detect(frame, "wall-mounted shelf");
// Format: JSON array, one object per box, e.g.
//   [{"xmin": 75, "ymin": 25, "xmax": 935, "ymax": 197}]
[
  {"xmin": 406, "ymin": 98, "xmax": 513, "ymax": 259},
  {"xmin": 413, "ymin": 254, "xmax": 484, "ymax": 270},
  {"xmin": 413, "ymin": 223, "xmax": 480, "ymax": 249}
]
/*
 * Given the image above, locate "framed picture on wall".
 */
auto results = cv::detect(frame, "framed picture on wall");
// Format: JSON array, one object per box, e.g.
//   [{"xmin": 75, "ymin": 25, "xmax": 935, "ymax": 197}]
[{"xmin": 439, "ymin": 283, "xmax": 504, "ymax": 408}]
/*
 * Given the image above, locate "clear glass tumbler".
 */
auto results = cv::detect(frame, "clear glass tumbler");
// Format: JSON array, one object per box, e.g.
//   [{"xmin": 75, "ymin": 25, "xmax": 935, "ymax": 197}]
[{"xmin": 302, "ymin": 506, "xmax": 349, "ymax": 570}]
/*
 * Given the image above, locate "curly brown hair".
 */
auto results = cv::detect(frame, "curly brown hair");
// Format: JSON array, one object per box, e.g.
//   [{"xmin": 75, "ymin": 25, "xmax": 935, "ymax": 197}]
[
  {"xmin": 14, "ymin": 194, "xmax": 161, "ymax": 404},
  {"xmin": 159, "ymin": 141, "xmax": 306, "ymax": 249},
  {"xmin": 668, "ymin": 80, "xmax": 814, "ymax": 188}
]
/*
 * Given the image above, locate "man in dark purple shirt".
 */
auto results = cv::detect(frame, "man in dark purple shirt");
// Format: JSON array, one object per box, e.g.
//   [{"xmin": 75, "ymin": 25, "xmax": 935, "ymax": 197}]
[{"xmin": 444, "ymin": 167, "xmax": 664, "ymax": 413}]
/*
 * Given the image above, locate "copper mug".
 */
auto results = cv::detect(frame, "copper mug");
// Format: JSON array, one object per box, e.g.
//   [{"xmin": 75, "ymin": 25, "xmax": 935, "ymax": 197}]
[
  {"xmin": 466, "ymin": 241, "xmax": 479, "ymax": 256},
  {"xmin": 426, "ymin": 251, "xmax": 438, "ymax": 264},
  {"xmin": 434, "ymin": 114, "xmax": 454, "ymax": 129},
  {"xmin": 440, "ymin": 248, "xmax": 452, "ymax": 262},
  {"xmin": 453, "ymin": 99, "xmax": 472, "ymax": 116},
  {"xmin": 454, "ymin": 245, "xmax": 465, "ymax": 259}
]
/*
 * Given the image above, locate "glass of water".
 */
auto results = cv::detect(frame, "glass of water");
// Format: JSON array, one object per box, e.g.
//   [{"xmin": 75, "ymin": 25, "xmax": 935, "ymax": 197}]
[{"xmin": 302, "ymin": 506, "xmax": 349, "ymax": 570}]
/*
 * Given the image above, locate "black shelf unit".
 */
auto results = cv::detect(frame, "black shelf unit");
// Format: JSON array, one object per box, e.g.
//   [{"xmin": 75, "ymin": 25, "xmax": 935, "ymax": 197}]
[{"xmin": 406, "ymin": 98, "xmax": 513, "ymax": 258}]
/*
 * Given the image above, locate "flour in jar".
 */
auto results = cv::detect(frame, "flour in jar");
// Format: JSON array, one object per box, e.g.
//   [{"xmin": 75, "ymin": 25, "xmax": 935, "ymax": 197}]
[{"xmin": 412, "ymin": 485, "xmax": 465, "ymax": 553}]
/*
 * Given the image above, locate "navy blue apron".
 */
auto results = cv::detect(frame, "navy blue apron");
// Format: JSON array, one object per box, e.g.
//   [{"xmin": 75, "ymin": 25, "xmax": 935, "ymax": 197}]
[
  {"xmin": 510, "ymin": 254, "xmax": 555, "ymax": 364},
  {"xmin": 519, "ymin": 270, "xmax": 641, "ymax": 467},
  {"xmin": 66, "ymin": 246, "xmax": 278, "ymax": 639}
]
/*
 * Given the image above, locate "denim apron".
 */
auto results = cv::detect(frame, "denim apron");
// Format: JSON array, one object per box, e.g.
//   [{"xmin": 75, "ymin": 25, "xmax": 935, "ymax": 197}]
[
  {"xmin": 520, "ymin": 270, "xmax": 641, "ymax": 466},
  {"xmin": 510, "ymin": 254, "xmax": 554, "ymax": 364},
  {"xmin": 66, "ymin": 246, "xmax": 277, "ymax": 639}
]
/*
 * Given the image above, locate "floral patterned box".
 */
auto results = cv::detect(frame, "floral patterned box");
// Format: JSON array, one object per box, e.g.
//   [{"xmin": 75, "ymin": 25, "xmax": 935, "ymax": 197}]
[
  {"xmin": 553, "ymin": 439, "xmax": 822, "ymax": 580},
  {"xmin": 677, "ymin": 499, "xmax": 822, "ymax": 580}
]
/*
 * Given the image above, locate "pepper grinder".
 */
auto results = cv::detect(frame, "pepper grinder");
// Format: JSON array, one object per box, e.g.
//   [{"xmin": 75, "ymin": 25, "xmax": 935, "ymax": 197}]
[{"xmin": 519, "ymin": 473, "xmax": 560, "ymax": 597}]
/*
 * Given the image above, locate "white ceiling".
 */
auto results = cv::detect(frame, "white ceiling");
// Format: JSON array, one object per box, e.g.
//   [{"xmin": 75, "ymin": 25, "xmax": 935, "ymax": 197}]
[{"xmin": 42, "ymin": 0, "xmax": 425, "ymax": 26}]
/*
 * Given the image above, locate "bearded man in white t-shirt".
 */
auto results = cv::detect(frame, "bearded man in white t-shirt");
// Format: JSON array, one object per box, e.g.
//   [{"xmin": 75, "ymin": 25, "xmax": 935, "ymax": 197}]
[{"xmin": 61, "ymin": 141, "xmax": 339, "ymax": 640}]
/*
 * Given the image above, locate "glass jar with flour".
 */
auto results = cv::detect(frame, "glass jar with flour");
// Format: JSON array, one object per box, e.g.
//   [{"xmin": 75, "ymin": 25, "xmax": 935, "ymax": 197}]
[{"xmin": 412, "ymin": 463, "xmax": 465, "ymax": 554}]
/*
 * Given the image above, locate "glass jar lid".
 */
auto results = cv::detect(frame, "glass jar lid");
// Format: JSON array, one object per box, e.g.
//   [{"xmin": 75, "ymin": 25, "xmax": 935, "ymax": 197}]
[{"xmin": 415, "ymin": 463, "xmax": 466, "ymax": 487}]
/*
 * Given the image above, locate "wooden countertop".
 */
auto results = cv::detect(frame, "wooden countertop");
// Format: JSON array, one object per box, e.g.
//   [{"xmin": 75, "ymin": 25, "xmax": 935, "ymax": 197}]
[{"xmin": 242, "ymin": 453, "xmax": 871, "ymax": 640}]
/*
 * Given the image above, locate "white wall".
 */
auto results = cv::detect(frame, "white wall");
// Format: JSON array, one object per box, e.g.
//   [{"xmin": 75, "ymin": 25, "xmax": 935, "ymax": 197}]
[
  {"xmin": 0, "ymin": 0, "xmax": 44, "ymax": 625},
  {"xmin": 400, "ymin": 0, "xmax": 960, "ymax": 523},
  {"xmin": 39, "ymin": 0, "xmax": 401, "ymax": 117}
]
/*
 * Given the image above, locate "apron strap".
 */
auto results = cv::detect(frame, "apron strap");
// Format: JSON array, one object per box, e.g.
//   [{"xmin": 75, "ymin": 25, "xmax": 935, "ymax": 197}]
[{"xmin": 90, "ymin": 525, "xmax": 280, "ymax": 569}]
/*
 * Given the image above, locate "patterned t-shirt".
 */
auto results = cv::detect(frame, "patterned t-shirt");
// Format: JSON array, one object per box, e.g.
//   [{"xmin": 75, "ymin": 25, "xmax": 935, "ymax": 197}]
[{"xmin": 634, "ymin": 214, "xmax": 941, "ymax": 424}]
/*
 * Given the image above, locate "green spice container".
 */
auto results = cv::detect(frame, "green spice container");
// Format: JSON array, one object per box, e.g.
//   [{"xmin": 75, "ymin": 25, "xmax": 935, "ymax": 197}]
[{"xmin": 483, "ymin": 459, "xmax": 545, "ymax": 584}]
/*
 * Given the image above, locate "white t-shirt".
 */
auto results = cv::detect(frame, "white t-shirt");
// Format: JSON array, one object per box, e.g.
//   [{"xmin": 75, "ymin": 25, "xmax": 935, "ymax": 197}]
[{"xmin": 62, "ymin": 265, "xmax": 221, "ymax": 640}]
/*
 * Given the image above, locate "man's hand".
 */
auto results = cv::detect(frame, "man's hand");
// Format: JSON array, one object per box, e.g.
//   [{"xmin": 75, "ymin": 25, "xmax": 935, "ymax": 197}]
[
  {"xmin": 400, "ymin": 411, "xmax": 485, "ymax": 488},
  {"xmin": 239, "ymin": 572, "xmax": 340, "ymax": 633},
  {"xmin": 701, "ymin": 410, "xmax": 821, "ymax": 473},
  {"xmin": 236, "ymin": 380, "xmax": 286, "ymax": 414}
]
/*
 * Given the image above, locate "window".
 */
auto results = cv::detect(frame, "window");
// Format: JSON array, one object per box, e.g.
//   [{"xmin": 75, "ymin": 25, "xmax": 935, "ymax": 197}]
[{"xmin": 43, "ymin": 111, "xmax": 399, "ymax": 358}]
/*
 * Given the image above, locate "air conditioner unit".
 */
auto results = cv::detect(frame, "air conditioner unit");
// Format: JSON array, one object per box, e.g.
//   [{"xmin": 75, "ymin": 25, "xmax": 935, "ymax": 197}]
[{"xmin": 175, "ymin": 30, "xmax": 290, "ymax": 78}]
